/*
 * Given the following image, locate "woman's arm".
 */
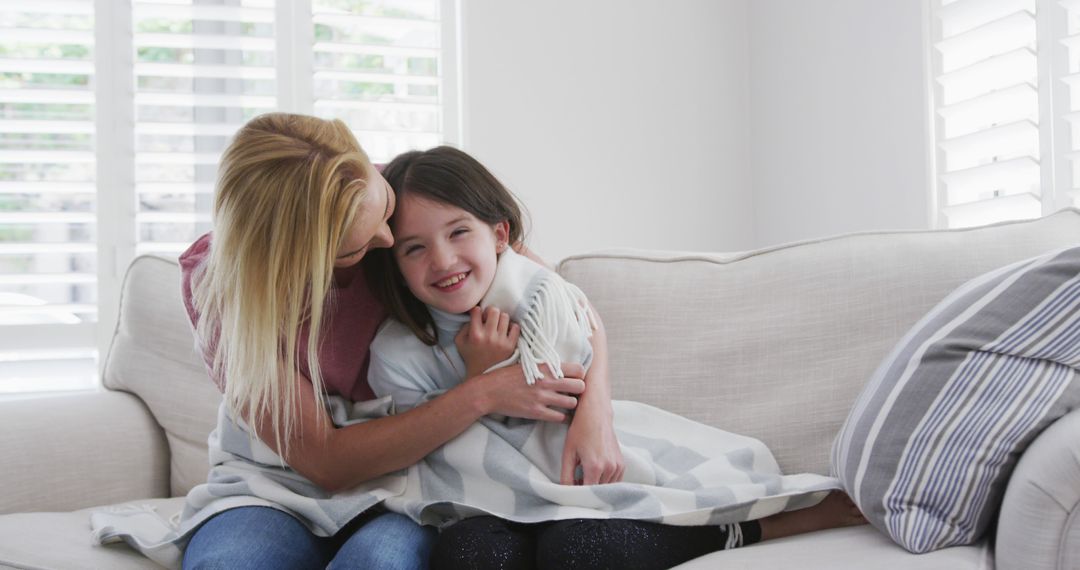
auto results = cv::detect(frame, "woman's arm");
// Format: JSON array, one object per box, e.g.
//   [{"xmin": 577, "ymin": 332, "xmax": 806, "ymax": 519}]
[
  {"xmin": 252, "ymin": 364, "xmax": 585, "ymax": 494},
  {"xmin": 560, "ymin": 310, "xmax": 625, "ymax": 485}
]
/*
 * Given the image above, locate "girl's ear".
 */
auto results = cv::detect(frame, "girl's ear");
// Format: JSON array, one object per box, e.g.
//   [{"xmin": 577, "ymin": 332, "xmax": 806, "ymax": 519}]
[{"xmin": 493, "ymin": 220, "xmax": 510, "ymax": 253}]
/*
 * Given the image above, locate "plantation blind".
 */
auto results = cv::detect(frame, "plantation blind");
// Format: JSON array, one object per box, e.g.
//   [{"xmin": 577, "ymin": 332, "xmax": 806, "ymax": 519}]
[
  {"xmin": 930, "ymin": 0, "xmax": 1076, "ymax": 228},
  {"xmin": 311, "ymin": 0, "xmax": 447, "ymax": 163},
  {"xmin": 0, "ymin": 0, "xmax": 98, "ymax": 392},
  {"xmin": 1061, "ymin": 0, "xmax": 1080, "ymax": 199},
  {"xmin": 0, "ymin": 0, "xmax": 452, "ymax": 394},
  {"xmin": 132, "ymin": 0, "xmax": 276, "ymax": 259}
]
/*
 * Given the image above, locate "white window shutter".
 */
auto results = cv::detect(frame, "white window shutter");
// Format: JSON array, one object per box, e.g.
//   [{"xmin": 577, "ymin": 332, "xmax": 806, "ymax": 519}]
[
  {"xmin": 132, "ymin": 0, "xmax": 278, "ymax": 259},
  {"xmin": 0, "ymin": 0, "xmax": 452, "ymax": 395},
  {"xmin": 932, "ymin": 0, "xmax": 1044, "ymax": 228},
  {"xmin": 0, "ymin": 1, "xmax": 99, "ymax": 392},
  {"xmin": 311, "ymin": 0, "xmax": 444, "ymax": 163},
  {"xmin": 931, "ymin": 0, "xmax": 1080, "ymax": 228},
  {"xmin": 1059, "ymin": 0, "xmax": 1080, "ymax": 205}
]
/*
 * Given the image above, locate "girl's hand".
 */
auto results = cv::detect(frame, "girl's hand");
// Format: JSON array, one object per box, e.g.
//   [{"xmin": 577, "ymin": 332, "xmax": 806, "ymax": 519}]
[
  {"xmin": 468, "ymin": 363, "xmax": 586, "ymax": 423},
  {"xmin": 558, "ymin": 304, "xmax": 623, "ymax": 486},
  {"xmin": 455, "ymin": 306, "xmax": 521, "ymax": 378},
  {"xmin": 561, "ymin": 402, "xmax": 625, "ymax": 485}
]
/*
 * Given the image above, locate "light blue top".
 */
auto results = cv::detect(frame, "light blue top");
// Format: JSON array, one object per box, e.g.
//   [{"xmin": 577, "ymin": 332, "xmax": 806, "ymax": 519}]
[
  {"xmin": 368, "ymin": 305, "xmax": 592, "ymax": 412},
  {"xmin": 368, "ymin": 307, "xmax": 472, "ymax": 412}
]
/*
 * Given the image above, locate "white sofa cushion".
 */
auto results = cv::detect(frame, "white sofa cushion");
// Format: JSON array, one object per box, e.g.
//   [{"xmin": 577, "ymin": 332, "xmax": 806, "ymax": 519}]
[
  {"xmin": 557, "ymin": 209, "xmax": 1080, "ymax": 476},
  {"xmin": 103, "ymin": 255, "xmax": 221, "ymax": 498},
  {"xmin": 672, "ymin": 525, "xmax": 993, "ymax": 569},
  {"xmin": 0, "ymin": 498, "xmax": 184, "ymax": 570},
  {"xmin": 0, "ymin": 391, "xmax": 168, "ymax": 516},
  {"xmin": 0, "ymin": 501, "xmax": 992, "ymax": 570}
]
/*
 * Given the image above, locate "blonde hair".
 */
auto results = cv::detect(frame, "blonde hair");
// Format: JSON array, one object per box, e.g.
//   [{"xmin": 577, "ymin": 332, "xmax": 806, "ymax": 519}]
[{"xmin": 192, "ymin": 112, "xmax": 373, "ymax": 456}]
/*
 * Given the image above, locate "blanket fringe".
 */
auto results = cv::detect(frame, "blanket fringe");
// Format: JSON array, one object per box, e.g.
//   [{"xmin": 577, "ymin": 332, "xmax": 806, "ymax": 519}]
[
  {"xmin": 516, "ymin": 274, "xmax": 597, "ymax": 385},
  {"xmin": 724, "ymin": 522, "xmax": 744, "ymax": 549}
]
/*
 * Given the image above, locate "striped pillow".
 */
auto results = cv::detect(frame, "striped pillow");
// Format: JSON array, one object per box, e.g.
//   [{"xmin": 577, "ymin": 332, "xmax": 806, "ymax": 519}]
[{"xmin": 831, "ymin": 246, "xmax": 1080, "ymax": 553}]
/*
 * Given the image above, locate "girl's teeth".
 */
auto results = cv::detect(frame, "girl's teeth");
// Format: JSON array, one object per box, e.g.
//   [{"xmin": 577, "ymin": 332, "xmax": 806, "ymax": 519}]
[{"xmin": 437, "ymin": 273, "xmax": 466, "ymax": 288}]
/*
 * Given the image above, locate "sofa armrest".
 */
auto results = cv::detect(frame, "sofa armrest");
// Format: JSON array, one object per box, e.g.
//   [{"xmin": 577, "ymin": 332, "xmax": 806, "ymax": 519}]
[
  {"xmin": 0, "ymin": 390, "xmax": 170, "ymax": 515},
  {"xmin": 996, "ymin": 407, "xmax": 1080, "ymax": 570}
]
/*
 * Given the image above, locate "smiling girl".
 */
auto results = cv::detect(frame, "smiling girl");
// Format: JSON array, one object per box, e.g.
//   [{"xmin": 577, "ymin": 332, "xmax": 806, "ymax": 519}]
[{"xmin": 364, "ymin": 146, "xmax": 865, "ymax": 570}]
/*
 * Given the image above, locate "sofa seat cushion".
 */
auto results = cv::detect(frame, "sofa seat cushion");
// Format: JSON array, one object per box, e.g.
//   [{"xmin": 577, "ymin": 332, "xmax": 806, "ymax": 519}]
[
  {"xmin": 672, "ymin": 525, "xmax": 993, "ymax": 569},
  {"xmin": 0, "ymin": 498, "xmax": 184, "ymax": 570},
  {"xmin": 0, "ymin": 502, "xmax": 991, "ymax": 570}
]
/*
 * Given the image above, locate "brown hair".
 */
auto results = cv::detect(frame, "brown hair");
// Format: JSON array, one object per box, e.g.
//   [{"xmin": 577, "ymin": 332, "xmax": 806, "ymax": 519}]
[{"xmin": 365, "ymin": 145, "xmax": 527, "ymax": 345}]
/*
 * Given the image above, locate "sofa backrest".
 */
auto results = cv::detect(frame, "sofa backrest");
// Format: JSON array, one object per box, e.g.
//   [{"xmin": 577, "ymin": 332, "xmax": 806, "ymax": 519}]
[
  {"xmin": 104, "ymin": 208, "xmax": 1080, "ymax": 495},
  {"xmin": 558, "ymin": 208, "xmax": 1080, "ymax": 476},
  {"xmin": 103, "ymin": 255, "xmax": 220, "ymax": 497}
]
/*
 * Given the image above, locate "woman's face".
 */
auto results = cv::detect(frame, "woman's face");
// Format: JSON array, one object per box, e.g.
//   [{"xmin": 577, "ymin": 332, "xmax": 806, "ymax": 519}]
[
  {"xmin": 391, "ymin": 193, "xmax": 509, "ymax": 314},
  {"xmin": 335, "ymin": 163, "xmax": 396, "ymax": 268}
]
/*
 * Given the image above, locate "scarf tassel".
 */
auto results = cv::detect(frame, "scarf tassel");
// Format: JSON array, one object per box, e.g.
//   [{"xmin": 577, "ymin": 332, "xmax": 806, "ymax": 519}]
[{"xmin": 514, "ymin": 274, "xmax": 597, "ymax": 385}]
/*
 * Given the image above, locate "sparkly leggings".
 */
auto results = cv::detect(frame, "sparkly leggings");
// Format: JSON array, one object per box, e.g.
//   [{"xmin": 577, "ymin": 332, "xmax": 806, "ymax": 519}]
[{"xmin": 430, "ymin": 516, "xmax": 762, "ymax": 570}]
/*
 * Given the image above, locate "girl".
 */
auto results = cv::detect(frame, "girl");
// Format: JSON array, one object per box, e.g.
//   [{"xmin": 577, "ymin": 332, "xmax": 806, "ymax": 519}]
[
  {"xmin": 365, "ymin": 146, "xmax": 866, "ymax": 570},
  {"xmin": 106, "ymin": 114, "xmax": 598, "ymax": 569}
]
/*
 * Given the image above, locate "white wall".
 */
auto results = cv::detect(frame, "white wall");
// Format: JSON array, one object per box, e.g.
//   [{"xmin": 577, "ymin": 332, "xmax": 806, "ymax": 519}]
[
  {"xmin": 748, "ymin": 0, "xmax": 932, "ymax": 247},
  {"xmin": 460, "ymin": 0, "xmax": 755, "ymax": 262},
  {"xmin": 459, "ymin": 0, "xmax": 932, "ymax": 258}
]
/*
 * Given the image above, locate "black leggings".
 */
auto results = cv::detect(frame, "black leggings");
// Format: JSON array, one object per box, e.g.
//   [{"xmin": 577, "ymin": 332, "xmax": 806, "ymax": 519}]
[{"xmin": 430, "ymin": 516, "xmax": 762, "ymax": 570}]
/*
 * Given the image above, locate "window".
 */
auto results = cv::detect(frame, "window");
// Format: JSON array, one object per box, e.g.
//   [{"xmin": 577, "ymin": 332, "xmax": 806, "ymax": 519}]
[
  {"xmin": 0, "ymin": 0, "xmax": 456, "ymax": 394},
  {"xmin": 929, "ymin": 0, "xmax": 1079, "ymax": 228}
]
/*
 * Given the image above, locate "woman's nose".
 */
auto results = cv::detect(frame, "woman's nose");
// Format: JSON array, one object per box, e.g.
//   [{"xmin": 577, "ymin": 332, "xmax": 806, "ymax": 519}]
[{"xmin": 374, "ymin": 223, "xmax": 393, "ymax": 249}]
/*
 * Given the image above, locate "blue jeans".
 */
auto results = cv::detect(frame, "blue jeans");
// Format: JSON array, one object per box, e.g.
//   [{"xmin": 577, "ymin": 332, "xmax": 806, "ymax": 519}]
[{"xmin": 182, "ymin": 506, "xmax": 436, "ymax": 570}]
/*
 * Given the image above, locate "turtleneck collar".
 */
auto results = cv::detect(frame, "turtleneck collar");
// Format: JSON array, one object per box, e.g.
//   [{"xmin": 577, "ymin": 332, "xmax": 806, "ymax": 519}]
[{"xmin": 428, "ymin": 305, "xmax": 471, "ymax": 346}]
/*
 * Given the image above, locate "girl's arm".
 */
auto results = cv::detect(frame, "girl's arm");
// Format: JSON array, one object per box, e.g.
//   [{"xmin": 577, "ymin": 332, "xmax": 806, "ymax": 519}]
[
  {"xmin": 251, "ymin": 364, "xmax": 585, "ymax": 493},
  {"xmin": 560, "ymin": 309, "xmax": 625, "ymax": 485}
]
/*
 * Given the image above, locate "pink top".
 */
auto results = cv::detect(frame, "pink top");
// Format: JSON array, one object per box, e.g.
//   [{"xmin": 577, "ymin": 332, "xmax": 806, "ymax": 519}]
[{"xmin": 179, "ymin": 233, "xmax": 384, "ymax": 401}]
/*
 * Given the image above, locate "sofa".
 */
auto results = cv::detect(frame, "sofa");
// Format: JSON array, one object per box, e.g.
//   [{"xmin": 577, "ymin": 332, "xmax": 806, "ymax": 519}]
[{"xmin": 3, "ymin": 209, "xmax": 1080, "ymax": 569}]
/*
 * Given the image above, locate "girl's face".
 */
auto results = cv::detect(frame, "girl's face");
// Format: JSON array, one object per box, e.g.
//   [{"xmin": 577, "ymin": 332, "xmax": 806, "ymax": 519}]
[
  {"xmin": 392, "ymin": 193, "xmax": 509, "ymax": 314},
  {"xmin": 335, "ymin": 163, "xmax": 396, "ymax": 268}
]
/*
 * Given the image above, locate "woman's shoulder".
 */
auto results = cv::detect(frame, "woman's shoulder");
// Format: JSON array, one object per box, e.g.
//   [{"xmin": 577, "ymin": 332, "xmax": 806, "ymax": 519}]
[
  {"xmin": 179, "ymin": 232, "xmax": 212, "ymax": 274},
  {"xmin": 178, "ymin": 232, "xmax": 212, "ymax": 324}
]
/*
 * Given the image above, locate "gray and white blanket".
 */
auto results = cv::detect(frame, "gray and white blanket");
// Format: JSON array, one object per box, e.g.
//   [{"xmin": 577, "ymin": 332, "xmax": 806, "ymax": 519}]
[
  {"xmin": 92, "ymin": 394, "xmax": 840, "ymax": 568},
  {"xmin": 367, "ymin": 248, "xmax": 841, "ymax": 526},
  {"xmin": 388, "ymin": 399, "xmax": 840, "ymax": 528}
]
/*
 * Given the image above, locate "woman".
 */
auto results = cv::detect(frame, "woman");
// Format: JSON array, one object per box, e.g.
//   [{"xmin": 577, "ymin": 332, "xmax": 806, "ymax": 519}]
[{"xmin": 178, "ymin": 113, "xmax": 620, "ymax": 569}]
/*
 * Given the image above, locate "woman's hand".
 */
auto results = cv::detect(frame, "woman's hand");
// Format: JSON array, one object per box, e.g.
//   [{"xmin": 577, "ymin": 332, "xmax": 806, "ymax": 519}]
[
  {"xmin": 455, "ymin": 306, "xmax": 520, "ymax": 378},
  {"xmin": 466, "ymin": 362, "xmax": 586, "ymax": 423}
]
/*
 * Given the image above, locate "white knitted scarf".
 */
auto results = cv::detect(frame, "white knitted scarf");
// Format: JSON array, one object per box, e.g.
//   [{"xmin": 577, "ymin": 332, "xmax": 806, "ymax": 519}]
[{"xmin": 479, "ymin": 248, "xmax": 597, "ymax": 384}]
